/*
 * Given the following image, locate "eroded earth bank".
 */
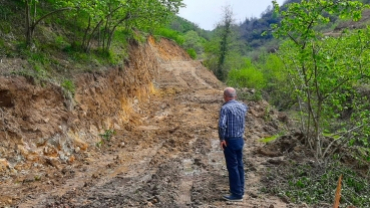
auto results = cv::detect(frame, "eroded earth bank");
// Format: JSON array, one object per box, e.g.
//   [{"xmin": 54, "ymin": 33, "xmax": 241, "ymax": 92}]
[{"xmin": 0, "ymin": 37, "xmax": 304, "ymax": 208}]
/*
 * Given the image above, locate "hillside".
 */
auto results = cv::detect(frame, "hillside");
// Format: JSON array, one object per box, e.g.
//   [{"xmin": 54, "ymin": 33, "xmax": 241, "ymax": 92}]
[
  {"xmin": 3, "ymin": 0, "xmax": 370, "ymax": 207},
  {"xmin": 239, "ymin": 0, "xmax": 370, "ymax": 51},
  {"xmin": 0, "ymin": 36, "xmax": 301, "ymax": 207}
]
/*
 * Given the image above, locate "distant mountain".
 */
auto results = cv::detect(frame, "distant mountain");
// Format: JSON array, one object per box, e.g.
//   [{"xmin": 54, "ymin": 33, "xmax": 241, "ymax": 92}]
[
  {"xmin": 239, "ymin": 0, "xmax": 301, "ymax": 49},
  {"xmin": 239, "ymin": 0, "xmax": 370, "ymax": 50}
]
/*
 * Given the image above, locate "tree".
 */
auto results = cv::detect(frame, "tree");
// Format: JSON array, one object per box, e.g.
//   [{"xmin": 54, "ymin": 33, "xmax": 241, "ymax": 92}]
[
  {"xmin": 202, "ymin": 5, "xmax": 243, "ymax": 81},
  {"xmin": 215, "ymin": 5, "xmax": 234, "ymax": 81},
  {"xmin": 183, "ymin": 30, "xmax": 203, "ymax": 55},
  {"xmin": 272, "ymin": 0, "xmax": 370, "ymax": 160},
  {"xmin": 23, "ymin": 0, "xmax": 74, "ymax": 47},
  {"xmin": 78, "ymin": 0, "xmax": 184, "ymax": 52}
]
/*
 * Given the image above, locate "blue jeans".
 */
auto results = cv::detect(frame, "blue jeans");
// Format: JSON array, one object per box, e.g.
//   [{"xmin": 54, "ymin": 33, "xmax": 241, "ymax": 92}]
[{"xmin": 224, "ymin": 137, "xmax": 244, "ymax": 197}]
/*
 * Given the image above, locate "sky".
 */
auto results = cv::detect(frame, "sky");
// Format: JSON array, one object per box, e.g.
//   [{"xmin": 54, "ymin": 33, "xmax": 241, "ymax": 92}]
[{"xmin": 178, "ymin": 0, "xmax": 286, "ymax": 31}]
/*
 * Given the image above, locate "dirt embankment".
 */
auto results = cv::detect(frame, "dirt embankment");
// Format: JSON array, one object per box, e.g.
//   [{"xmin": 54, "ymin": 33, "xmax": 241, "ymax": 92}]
[
  {"xmin": 0, "ymin": 40, "xmax": 157, "ymax": 195},
  {"xmin": 0, "ymin": 37, "xmax": 294, "ymax": 208},
  {"xmin": 0, "ymin": 42, "xmax": 158, "ymax": 162}
]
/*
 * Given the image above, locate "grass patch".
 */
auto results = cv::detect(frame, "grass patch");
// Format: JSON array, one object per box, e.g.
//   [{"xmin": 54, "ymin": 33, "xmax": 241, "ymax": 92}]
[
  {"xmin": 262, "ymin": 158, "xmax": 370, "ymax": 207},
  {"xmin": 99, "ymin": 129, "xmax": 116, "ymax": 141},
  {"xmin": 97, "ymin": 129, "xmax": 116, "ymax": 148},
  {"xmin": 61, "ymin": 79, "xmax": 75, "ymax": 96},
  {"xmin": 186, "ymin": 48, "xmax": 197, "ymax": 59},
  {"xmin": 259, "ymin": 134, "xmax": 281, "ymax": 143}
]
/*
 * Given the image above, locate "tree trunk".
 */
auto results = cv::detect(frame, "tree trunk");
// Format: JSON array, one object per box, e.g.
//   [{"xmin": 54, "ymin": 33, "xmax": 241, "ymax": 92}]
[
  {"xmin": 216, "ymin": 6, "xmax": 233, "ymax": 81},
  {"xmin": 86, "ymin": 20, "xmax": 103, "ymax": 52},
  {"xmin": 25, "ymin": 0, "xmax": 32, "ymax": 46},
  {"xmin": 82, "ymin": 17, "xmax": 91, "ymax": 50},
  {"xmin": 106, "ymin": 15, "xmax": 130, "ymax": 51}
]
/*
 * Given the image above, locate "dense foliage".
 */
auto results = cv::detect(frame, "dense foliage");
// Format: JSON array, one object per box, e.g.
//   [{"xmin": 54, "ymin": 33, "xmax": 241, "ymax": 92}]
[
  {"xmin": 0, "ymin": 0, "xmax": 184, "ymax": 83},
  {"xmin": 272, "ymin": 0, "xmax": 370, "ymax": 160},
  {"xmin": 7, "ymin": 0, "xmax": 184, "ymax": 50}
]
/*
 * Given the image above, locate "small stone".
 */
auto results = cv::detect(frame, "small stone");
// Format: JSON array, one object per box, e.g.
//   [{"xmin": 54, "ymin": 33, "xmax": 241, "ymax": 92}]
[
  {"xmin": 267, "ymin": 158, "xmax": 285, "ymax": 165},
  {"xmin": 147, "ymin": 202, "xmax": 153, "ymax": 206},
  {"xmin": 269, "ymin": 205, "xmax": 274, "ymax": 208},
  {"xmin": 249, "ymin": 192, "xmax": 258, "ymax": 198},
  {"xmin": 23, "ymin": 174, "xmax": 36, "ymax": 183},
  {"xmin": 75, "ymin": 147, "xmax": 80, "ymax": 153},
  {"xmin": 119, "ymin": 142, "xmax": 125, "ymax": 148},
  {"xmin": 155, "ymin": 195, "xmax": 163, "ymax": 203}
]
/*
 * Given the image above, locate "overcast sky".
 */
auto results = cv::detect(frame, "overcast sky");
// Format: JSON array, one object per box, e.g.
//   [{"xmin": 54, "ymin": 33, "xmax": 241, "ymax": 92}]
[{"xmin": 178, "ymin": 0, "xmax": 286, "ymax": 31}]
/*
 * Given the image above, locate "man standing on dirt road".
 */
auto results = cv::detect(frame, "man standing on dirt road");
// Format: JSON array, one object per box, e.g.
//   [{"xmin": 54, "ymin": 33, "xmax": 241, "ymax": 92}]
[{"xmin": 218, "ymin": 87, "xmax": 248, "ymax": 202}]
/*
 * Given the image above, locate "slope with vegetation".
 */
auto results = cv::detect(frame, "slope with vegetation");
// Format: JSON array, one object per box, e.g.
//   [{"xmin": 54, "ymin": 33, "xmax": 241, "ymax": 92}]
[
  {"xmin": 0, "ymin": 0, "xmax": 183, "ymax": 80},
  {"xmin": 236, "ymin": 0, "xmax": 370, "ymax": 207},
  {"xmin": 3, "ymin": 0, "xmax": 370, "ymax": 207},
  {"xmin": 156, "ymin": 0, "xmax": 370, "ymax": 206}
]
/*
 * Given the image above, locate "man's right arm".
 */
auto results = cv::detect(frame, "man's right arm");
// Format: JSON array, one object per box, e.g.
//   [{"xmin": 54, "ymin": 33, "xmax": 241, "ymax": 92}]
[{"xmin": 218, "ymin": 107, "xmax": 227, "ymax": 141}]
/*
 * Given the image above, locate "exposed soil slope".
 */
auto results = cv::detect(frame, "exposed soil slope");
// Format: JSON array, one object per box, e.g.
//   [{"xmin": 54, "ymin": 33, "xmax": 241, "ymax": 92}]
[{"xmin": 0, "ymin": 37, "xmax": 299, "ymax": 208}]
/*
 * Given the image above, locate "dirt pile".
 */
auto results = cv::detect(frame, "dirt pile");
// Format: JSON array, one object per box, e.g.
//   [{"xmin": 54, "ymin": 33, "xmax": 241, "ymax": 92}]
[{"xmin": 0, "ymin": 41, "xmax": 158, "ymax": 182}]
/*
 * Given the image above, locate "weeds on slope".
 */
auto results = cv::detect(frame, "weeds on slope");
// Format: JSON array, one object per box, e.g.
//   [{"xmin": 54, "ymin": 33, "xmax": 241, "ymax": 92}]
[{"xmin": 261, "ymin": 157, "xmax": 370, "ymax": 207}]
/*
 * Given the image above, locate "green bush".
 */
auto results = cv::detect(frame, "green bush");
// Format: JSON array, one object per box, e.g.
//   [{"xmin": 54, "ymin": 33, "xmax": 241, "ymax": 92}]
[
  {"xmin": 262, "ymin": 54, "xmax": 293, "ymax": 109},
  {"xmin": 227, "ymin": 66, "xmax": 266, "ymax": 90},
  {"xmin": 154, "ymin": 28, "xmax": 184, "ymax": 45},
  {"xmin": 186, "ymin": 48, "xmax": 197, "ymax": 59},
  {"xmin": 61, "ymin": 79, "xmax": 75, "ymax": 96},
  {"xmin": 263, "ymin": 160, "xmax": 370, "ymax": 207}
]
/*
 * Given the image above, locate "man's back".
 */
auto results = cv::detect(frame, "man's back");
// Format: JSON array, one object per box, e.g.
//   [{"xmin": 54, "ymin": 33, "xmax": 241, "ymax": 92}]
[{"xmin": 218, "ymin": 100, "xmax": 248, "ymax": 140}]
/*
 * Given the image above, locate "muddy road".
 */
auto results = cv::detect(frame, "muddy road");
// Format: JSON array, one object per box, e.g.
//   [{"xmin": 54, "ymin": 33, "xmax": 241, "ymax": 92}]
[{"xmin": 1, "ymin": 38, "xmax": 298, "ymax": 208}]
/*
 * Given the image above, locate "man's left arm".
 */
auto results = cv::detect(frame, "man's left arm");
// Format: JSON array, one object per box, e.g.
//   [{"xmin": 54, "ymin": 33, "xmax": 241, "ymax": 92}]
[{"xmin": 218, "ymin": 107, "xmax": 227, "ymax": 149}]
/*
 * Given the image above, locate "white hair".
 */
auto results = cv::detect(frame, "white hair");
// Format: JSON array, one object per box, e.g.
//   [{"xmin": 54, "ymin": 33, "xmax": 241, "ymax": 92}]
[{"xmin": 224, "ymin": 87, "xmax": 236, "ymax": 98}]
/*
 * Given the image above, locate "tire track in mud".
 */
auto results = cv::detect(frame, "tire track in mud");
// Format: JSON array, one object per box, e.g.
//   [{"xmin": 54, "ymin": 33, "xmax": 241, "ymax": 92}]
[
  {"xmin": 17, "ymin": 87, "xmax": 219, "ymax": 207},
  {"xmin": 19, "ymin": 138, "xmax": 166, "ymax": 207}
]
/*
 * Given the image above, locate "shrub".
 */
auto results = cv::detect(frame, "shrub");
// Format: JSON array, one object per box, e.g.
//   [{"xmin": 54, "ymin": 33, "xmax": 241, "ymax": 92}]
[
  {"xmin": 61, "ymin": 79, "xmax": 75, "ymax": 96},
  {"xmin": 186, "ymin": 48, "xmax": 197, "ymax": 59},
  {"xmin": 227, "ymin": 66, "xmax": 266, "ymax": 90},
  {"xmin": 154, "ymin": 28, "xmax": 184, "ymax": 45}
]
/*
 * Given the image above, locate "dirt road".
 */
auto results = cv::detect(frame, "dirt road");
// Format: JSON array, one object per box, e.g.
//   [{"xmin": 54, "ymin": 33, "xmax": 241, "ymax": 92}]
[{"xmin": 2, "ymin": 38, "xmax": 296, "ymax": 208}]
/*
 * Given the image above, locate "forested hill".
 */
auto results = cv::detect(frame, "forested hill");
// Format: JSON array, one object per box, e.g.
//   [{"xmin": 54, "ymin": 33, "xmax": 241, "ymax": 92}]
[
  {"xmin": 240, "ymin": 0, "xmax": 370, "ymax": 50},
  {"xmin": 238, "ymin": 0, "xmax": 299, "ymax": 49}
]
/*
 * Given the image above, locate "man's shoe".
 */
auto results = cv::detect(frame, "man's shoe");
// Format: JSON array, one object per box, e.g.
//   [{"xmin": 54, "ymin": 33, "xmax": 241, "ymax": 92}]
[
  {"xmin": 229, "ymin": 190, "xmax": 244, "ymax": 198},
  {"xmin": 222, "ymin": 194, "xmax": 243, "ymax": 201}
]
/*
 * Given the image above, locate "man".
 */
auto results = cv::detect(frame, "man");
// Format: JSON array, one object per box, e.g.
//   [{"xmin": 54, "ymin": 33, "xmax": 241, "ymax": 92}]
[{"xmin": 218, "ymin": 87, "xmax": 248, "ymax": 201}]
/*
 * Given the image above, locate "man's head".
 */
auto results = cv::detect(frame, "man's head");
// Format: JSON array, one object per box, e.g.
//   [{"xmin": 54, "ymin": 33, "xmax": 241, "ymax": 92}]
[{"xmin": 223, "ymin": 87, "xmax": 236, "ymax": 102}]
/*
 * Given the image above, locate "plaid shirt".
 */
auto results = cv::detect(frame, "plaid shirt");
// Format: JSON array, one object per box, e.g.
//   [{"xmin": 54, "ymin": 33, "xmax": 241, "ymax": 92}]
[{"xmin": 218, "ymin": 100, "xmax": 248, "ymax": 141}]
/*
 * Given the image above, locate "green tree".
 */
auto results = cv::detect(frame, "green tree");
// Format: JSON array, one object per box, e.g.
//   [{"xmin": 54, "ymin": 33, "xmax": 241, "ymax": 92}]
[
  {"xmin": 272, "ymin": 0, "xmax": 370, "ymax": 159},
  {"xmin": 203, "ymin": 5, "xmax": 244, "ymax": 81},
  {"xmin": 216, "ymin": 5, "xmax": 234, "ymax": 81},
  {"xmin": 183, "ymin": 30, "xmax": 203, "ymax": 55},
  {"xmin": 23, "ymin": 0, "xmax": 74, "ymax": 47},
  {"xmin": 227, "ymin": 58, "xmax": 266, "ymax": 90},
  {"xmin": 78, "ymin": 0, "xmax": 184, "ymax": 52},
  {"xmin": 262, "ymin": 54, "xmax": 291, "ymax": 109}
]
